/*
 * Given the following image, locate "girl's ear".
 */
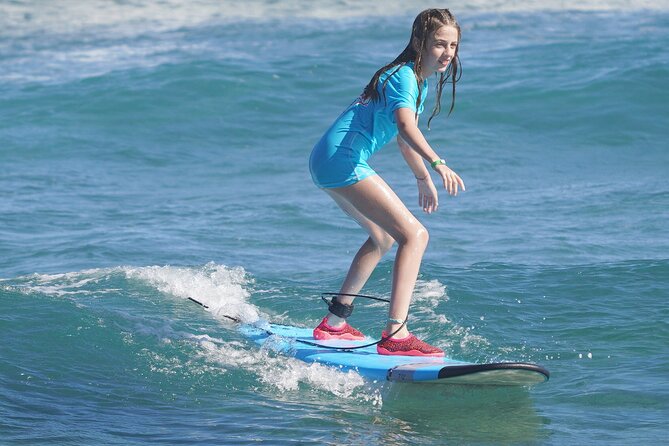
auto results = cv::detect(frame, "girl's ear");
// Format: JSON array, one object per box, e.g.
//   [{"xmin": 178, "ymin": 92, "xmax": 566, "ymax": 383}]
[{"xmin": 411, "ymin": 36, "xmax": 421, "ymax": 52}]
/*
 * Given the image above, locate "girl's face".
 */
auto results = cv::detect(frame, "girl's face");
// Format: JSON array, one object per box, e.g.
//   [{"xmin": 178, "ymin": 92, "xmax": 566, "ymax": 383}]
[{"xmin": 420, "ymin": 25, "xmax": 459, "ymax": 77}]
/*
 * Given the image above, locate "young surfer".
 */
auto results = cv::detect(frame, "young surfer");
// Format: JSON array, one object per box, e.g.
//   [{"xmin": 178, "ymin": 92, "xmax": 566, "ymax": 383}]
[{"xmin": 309, "ymin": 9, "xmax": 465, "ymax": 356}]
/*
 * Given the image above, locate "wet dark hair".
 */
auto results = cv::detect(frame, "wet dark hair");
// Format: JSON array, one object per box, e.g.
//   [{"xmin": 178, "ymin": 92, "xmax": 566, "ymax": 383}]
[{"xmin": 361, "ymin": 8, "xmax": 462, "ymax": 128}]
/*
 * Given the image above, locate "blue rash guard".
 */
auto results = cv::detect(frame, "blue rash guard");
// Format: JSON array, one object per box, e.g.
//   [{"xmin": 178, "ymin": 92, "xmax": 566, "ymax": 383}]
[{"xmin": 309, "ymin": 62, "xmax": 428, "ymax": 189}]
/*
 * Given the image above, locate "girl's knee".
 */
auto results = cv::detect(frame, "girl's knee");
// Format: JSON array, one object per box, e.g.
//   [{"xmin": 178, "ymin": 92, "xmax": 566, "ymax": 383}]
[
  {"xmin": 398, "ymin": 224, "xmax": 429, "ymax": 248},
  {"xmin": 415, "ymin": 225, "xmax": 429, "ymax": 247}
]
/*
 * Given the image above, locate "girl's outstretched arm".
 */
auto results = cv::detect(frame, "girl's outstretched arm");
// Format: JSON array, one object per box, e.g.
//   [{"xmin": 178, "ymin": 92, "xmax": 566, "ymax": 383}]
[{"xmin": 394, "ymin": 107, "xmax": 466, "ymax": 196}]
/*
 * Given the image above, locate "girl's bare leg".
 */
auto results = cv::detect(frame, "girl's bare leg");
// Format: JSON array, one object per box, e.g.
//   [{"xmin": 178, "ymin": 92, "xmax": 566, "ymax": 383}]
[
  {"xmin": 326, "ymin": 175, "xmax": 429, "ymax": 338},
  {"xmin": 323, "ymin": 191, "xmax": 395, "ymax": 327}
]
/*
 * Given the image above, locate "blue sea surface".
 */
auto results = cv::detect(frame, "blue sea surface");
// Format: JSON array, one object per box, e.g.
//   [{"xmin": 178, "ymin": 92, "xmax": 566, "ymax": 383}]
[{"xmin": 1, "ymin": 1, "xmax": 668, "ymax": 444}]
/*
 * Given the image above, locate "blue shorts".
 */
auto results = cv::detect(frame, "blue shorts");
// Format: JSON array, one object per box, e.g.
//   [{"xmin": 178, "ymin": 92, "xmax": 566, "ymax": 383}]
[{"xmin": 309, "ymin": 129, "xmax": 377, "ymax": 189}]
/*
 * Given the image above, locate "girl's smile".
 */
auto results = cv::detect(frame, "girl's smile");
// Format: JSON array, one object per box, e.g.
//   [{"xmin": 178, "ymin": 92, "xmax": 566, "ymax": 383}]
[{"xmin": 420, "ymin": 25, "xmax": 459, "ymax": 77}]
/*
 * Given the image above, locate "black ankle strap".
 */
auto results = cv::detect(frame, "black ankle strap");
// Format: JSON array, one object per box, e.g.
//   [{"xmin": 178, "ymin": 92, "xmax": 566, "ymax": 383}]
[{"xmin": 322, "ymin": 294, "xmax": 354, "ymax": 319}]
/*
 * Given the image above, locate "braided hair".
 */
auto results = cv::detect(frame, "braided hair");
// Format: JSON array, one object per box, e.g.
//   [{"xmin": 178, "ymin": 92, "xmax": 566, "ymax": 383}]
[{"xmin": 361, "ymin": 9, "xmax": 462, "ymax": 129}]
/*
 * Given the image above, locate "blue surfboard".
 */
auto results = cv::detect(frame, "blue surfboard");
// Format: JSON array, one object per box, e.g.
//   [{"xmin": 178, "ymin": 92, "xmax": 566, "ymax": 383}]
[{"xmin": 241, "ymin": 322, "xmax": 550, "ymax": 386}]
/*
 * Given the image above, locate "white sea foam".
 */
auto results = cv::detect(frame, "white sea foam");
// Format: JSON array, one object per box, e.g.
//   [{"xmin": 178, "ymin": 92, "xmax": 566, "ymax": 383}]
[
  {"xmin": 197, "ymin": 337, "xmax": 382, "ymax": 405},
  {"xmin": 124, "ymin": 262, "xmax": 260, "ymax": 323},
  {"xmin": 410, "ymin": 278, "xmax": 495, "ymax": 356},
  {"xmin": 13, "ymin": 267, "xmax": 123, "ymax": 297},
  {"xmin": 127, "ymin": 262, "xmax": 383, "ymax": 402},
  {"xmin": 3, "ymin": 0, "xmax": 665, "ymax": 85},
  {"xmin": 12, "ymin": 263, "xmax": 259, "ymax": 323},
  {"xmin": 412, "ymin": 278, "xmax": 451, "ymax": 325},
  {"xmin": 2, "ymin": 0, "xmax": 667, "ymax": 40},
  {"xmin": 11, "ymin": 263, "xmax": 380, "ymax": 401}
]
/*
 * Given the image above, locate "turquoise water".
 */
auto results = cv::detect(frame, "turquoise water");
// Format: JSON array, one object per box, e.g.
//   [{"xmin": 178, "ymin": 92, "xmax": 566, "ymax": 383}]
[{"xmin": 1, "ymin": 1, "xmax": 668, "ymax": 444}]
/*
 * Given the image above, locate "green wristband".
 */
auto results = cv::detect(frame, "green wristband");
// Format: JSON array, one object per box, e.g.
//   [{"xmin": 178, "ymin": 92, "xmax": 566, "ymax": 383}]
[{"xmin": 430, "ymin": 159, "xmax": 446, "ymax": 169}]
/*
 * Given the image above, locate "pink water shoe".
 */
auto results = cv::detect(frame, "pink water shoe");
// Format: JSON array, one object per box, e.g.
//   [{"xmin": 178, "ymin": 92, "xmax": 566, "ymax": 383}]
[
  {"xmin": 313, "ymin": 317, "xmax": 365, "ymax": 341},
  {"xmin": 377, "ymin": 332, "xmax": 444, "ymax": 357}
]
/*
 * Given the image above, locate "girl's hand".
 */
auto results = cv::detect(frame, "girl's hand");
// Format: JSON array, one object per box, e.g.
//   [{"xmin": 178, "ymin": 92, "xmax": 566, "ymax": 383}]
[
  {"xmin": 435, "ymin": 164, "xmax": 466, "ymax": 196},
  {"xmin": 417, "ymin": 176, "xmax": 439, "ymax": 213}
]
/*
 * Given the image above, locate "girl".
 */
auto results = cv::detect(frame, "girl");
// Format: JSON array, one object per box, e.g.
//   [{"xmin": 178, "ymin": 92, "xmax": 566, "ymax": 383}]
[{"xmin": 309, "ymin": 9, "xmax": 465, "ymax": 357}]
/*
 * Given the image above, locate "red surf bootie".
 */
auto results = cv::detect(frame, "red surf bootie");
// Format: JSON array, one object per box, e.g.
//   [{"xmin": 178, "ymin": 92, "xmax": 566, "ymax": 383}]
[
  {"xmin": 377, "ymin": 331, "xmax": 444, "ymax": 357},
  {"xmin": 313, "ymin": 317, "xmax": 365, "ymax": 341}
]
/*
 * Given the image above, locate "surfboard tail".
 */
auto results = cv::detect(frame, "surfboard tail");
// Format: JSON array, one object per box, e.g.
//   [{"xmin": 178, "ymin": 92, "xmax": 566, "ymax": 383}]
[{"xmin": 388, "ymin": 362, "xmax": 550, "ymax": 385}]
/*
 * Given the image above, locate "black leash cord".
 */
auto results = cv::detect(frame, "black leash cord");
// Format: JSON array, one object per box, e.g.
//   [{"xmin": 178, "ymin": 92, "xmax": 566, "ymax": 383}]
[
  {"xmin": 321, "ymin": 292, "xmax": 390, "ymax": 303},
  {"xmin": 188, "ymin": 297, "xmax": 241, "ymax": 323},
  {"xmin": 187, "ymin": 293, "xmax": 408, "ymax": 352},
  {"xmin": 306, "ymin": 292, "xmax": 406, "ymax": 351}
]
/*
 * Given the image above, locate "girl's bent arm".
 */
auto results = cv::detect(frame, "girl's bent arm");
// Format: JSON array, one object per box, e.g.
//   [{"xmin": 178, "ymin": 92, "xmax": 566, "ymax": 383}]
[{"xmin": 394, "ymin": 107, "xmax": 466, "ymax": 196}]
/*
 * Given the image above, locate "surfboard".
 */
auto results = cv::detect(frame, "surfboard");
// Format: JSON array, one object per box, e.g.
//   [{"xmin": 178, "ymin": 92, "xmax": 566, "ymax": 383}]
[{"xmin": 241, "ymin": 322, "xmax": 550, "ymax": 386}]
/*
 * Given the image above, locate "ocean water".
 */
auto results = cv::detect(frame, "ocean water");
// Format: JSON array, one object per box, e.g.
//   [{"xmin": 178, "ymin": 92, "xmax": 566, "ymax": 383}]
[{"xmin": 1, "ymin": 0, "xmax": 668, "ymax": 444}]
